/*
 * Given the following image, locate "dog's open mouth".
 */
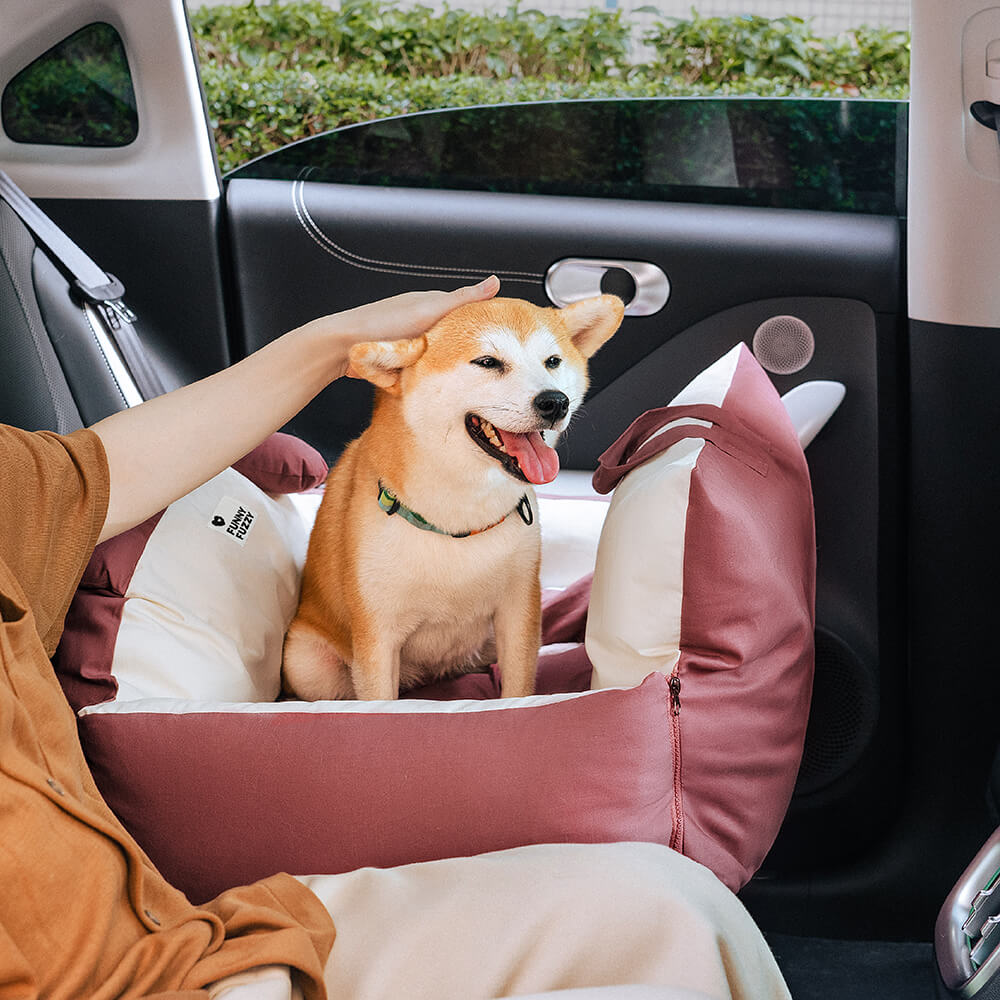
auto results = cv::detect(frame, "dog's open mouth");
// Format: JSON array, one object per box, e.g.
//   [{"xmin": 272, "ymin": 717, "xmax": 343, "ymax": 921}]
[{"xmin": 466, "ymin": 414, "xmax": 560, "ymax": 485}]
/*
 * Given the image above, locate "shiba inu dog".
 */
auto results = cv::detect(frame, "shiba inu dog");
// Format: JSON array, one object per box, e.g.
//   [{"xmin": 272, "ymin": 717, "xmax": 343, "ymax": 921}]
[{"xmin": 281, "ymin": 294, "xmax": 624, "ymax": 700}]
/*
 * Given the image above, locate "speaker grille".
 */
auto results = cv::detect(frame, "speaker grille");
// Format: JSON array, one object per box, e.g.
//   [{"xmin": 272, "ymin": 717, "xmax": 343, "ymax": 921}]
[
  {"xmin": 752, "ymin": 315, "xmax": 815, "ymax": 375},
  {"xmin": 794, "ymin": 627, "xmax": 878, "ymax": 796}
]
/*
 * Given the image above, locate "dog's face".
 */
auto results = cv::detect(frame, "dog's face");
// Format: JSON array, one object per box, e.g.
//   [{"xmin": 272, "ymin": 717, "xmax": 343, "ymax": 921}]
[{"xmin": 348, "ymin": 295, "xmax": 624, "ymax": 486}]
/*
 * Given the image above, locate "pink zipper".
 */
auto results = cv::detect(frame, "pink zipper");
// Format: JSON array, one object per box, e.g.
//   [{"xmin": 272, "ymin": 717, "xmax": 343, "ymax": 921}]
[{"xmin": 668, "ymin": 670, "xmax": 684, "ymax": 852}]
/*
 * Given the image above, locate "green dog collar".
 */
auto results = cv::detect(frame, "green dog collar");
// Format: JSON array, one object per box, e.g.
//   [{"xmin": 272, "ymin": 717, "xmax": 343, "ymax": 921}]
[{"xmin": 377, "ymin": 482, "xmax": 532, "ymax": 537}]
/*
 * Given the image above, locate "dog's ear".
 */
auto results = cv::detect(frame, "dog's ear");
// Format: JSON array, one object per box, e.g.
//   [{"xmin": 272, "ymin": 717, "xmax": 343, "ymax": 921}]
[
  {"xmin": 560, "ymin": 294, "xmax": 625, "ymax": 358},
  {"xmin": 347, "ymin": 335, "xmax": 427, "ymax": 393}
]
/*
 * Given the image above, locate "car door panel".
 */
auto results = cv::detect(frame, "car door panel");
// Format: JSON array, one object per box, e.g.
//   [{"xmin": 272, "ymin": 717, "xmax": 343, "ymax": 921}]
[{"xmin": 226, "ymin": 177, "xmax": 898, "ymax": 444}]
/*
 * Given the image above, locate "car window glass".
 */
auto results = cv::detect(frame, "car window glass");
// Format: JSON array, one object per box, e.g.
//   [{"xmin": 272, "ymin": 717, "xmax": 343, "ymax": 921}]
[
  {"xmin": 1, "ymin": 22, "xmax": 138, "ymax": 147},
  {"xmin": 226, "ymin": 98, "xmax": 906, "ymax": 216}
]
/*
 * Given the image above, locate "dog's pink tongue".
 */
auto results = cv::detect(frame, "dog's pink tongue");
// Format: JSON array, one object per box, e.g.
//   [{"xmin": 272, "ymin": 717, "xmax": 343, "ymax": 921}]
[{"xmin": 498, "ymin": 429, "xmax": 560, "ymax": 485}]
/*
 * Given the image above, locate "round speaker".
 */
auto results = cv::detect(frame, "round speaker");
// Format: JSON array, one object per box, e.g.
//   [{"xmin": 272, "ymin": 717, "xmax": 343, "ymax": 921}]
[
  {"xmin": 793, "ymin": 627, "xmax": 879, "ymax": 796},
  {"xmin": 752, "ymin": 315, "xmax": 815, "ymax": 375}
]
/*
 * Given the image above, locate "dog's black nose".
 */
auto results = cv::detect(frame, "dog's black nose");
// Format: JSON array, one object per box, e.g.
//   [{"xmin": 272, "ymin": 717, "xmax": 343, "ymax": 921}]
[{"xmin": 533, "ymin": 390, "xmax": 570, "ymax": 423}]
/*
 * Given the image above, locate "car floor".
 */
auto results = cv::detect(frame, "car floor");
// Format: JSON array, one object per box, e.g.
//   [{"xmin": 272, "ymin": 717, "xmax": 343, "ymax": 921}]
[{"xmin": 766, "ymin": 934, "xmax": 937, "ymax": 1000}]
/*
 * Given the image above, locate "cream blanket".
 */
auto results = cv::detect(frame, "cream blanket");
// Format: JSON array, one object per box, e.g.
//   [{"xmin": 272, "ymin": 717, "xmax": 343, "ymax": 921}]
[{"xmin": 210, "ymin": 842, "xmax": 791, "ymax": 1000}]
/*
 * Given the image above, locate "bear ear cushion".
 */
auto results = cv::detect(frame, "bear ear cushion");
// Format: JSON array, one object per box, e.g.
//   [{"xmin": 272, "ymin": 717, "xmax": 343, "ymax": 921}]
[{"xmin": 231, "ymin": 432, "xmax": 329, "ymax": 494}]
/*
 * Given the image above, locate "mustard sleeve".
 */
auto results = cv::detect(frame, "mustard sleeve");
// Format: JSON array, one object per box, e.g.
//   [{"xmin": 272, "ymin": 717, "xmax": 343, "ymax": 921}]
[{"xmin": 0, "ymin": 425, "xmax": 109, "ymax": 650}]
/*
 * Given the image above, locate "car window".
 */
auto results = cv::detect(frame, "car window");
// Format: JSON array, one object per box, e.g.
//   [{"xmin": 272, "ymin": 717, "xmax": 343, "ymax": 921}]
[
  {"xmin": 1, "ymin": 22, "xmax": 138, "ymax": 148},
  {"xmin": 193, "ymin": 3, "xmax": 909, "ymax": 176},
  {"xmin": 225, "ymin": 97, "xmax": 906, "ymax": 215}
]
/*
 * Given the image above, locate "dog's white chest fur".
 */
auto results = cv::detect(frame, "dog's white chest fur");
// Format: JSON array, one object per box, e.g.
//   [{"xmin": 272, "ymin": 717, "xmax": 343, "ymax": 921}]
[{"xmin": 358, "ymin": 496, "xmax": 540, "ymax": 687}]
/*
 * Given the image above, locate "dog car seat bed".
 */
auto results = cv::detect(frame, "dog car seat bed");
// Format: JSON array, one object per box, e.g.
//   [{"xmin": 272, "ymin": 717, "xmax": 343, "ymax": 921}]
[{"xmin": 54, "ymin": 345, "xmax": 816, "ymax": 903}]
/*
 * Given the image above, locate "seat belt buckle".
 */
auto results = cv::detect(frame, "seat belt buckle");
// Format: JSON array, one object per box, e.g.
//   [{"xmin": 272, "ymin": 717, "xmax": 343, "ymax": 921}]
[{"xmin": 71, "ymin": 273, "xmax": 138, "ymax": 324}]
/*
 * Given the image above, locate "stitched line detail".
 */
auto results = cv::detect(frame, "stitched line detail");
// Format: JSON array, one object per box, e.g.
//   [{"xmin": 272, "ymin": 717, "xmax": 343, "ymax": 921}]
[{"xmin": 291, "ymin": 179, "xmax": 544, "ymax": 285}]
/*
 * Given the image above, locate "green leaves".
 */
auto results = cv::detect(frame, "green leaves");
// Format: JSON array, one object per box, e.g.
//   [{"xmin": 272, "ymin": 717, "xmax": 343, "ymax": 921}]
[
  {"xmin": 190, "ymin": 1, "xmax": 633, "ymax": 81},
  {"xmin": 639, "ymin": 10, "xmax": 909, "ymax": 92},
  {"xmin": 190, "ymin": 2, "xmax": 910, "ymax": 173}
]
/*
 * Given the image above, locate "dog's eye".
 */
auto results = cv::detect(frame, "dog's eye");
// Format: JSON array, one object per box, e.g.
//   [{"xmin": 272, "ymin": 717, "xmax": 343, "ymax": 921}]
[
  {"xmin": 471, "ymin": 355, "xmax": 505, "ymax": 372},
  {"xmin": 544, "ymin": 355, "xmax": 562, "ymax": 370}
]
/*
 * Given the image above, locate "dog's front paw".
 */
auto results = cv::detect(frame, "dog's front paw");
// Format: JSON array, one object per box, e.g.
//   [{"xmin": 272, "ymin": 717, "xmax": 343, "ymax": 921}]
[{"xmin": 498, "ymin": 675, "xmax": 536, "ymax": 699}]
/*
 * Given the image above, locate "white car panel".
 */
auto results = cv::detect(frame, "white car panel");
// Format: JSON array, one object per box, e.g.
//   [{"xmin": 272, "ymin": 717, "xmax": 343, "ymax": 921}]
[{"xmin": 0, "ymin": 0, "xmax": 218, "ymax": 201}]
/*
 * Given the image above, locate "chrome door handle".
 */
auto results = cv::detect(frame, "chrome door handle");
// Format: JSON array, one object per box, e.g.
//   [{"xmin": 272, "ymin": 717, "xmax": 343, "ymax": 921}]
[{"xmin": 544, "ymin": 258, "xmax": 670, "ymax": 316}]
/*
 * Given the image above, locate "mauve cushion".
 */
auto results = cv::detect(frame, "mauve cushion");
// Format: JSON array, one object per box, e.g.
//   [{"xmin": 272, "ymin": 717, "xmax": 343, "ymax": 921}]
[
  {"xmin": 79, "ymin": 673, "xmax": 672, "ymax": 904},
  {"xmin": 586, "ymin": 344, "xmax": 815, "ymax": 891}
]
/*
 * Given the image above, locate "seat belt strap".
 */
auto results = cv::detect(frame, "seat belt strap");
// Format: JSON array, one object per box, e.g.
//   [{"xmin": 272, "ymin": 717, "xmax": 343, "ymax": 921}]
[{"xmin": 0, "ymin": 168, "xmax": 165, "ymax": 400}]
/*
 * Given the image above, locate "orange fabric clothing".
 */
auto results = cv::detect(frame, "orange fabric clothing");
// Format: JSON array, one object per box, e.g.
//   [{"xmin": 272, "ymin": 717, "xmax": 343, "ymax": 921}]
[{"xmin": 0, "ymin": 426, "xmax": 335, "ymax": 1000}]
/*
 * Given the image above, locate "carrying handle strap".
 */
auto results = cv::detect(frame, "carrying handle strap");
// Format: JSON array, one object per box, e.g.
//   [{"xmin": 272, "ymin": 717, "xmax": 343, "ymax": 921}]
[
  {"xmin": 0, "ymin": 168, "xmax": 165, "ymax": 401},
  {"xmin": 592, "ymin": 403, "xmax": 770, "ymax": 494}
]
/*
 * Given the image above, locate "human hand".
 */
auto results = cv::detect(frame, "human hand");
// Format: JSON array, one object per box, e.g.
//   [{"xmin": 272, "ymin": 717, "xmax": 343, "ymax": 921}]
[{"xmin": 331, "ymin": 274, "xmax": 500, "ymax": 346}]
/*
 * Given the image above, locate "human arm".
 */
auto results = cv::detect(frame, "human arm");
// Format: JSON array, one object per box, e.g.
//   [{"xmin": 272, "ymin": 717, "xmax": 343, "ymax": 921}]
[{"xmin": 90, "ymin": 277, "xmax": 499, "ymax": 542}]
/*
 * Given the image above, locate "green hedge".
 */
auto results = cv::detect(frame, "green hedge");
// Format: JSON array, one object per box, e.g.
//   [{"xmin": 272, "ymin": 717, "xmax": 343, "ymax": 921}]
[
  {"xmin": 642, "ymin": 11, "xmax": 909, "ymax": 90},
  {"xmin": 192, "ymin": 1, "xmax": 634, "ymax": 80},
  {"xmin": 191, "ymin": 2, "xmax": 910, "ymax": 174}
]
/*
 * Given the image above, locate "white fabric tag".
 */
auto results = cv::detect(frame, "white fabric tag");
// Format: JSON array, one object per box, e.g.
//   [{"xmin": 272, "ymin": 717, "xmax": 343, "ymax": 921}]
[{"xmin": 209, "ymin": 495, "xmax": 258, "ymax": 547}]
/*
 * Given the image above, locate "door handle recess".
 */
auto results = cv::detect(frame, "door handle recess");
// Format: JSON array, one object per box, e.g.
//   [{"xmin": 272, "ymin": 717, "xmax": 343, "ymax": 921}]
[{"xmin": 544, "ymin": 258, "xmax": 670, "ymax": 316}]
